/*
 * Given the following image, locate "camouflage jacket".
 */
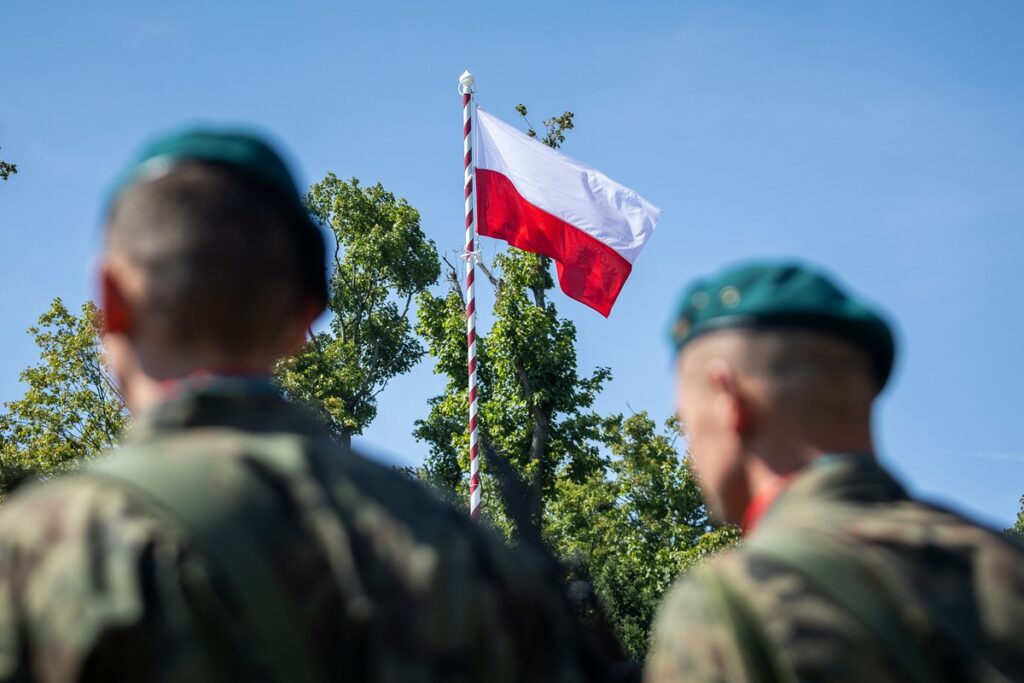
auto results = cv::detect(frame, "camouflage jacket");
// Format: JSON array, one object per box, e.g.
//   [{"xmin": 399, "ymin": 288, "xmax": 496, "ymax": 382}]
[
  {"xmin": 0, "ymin": 378, "xmax": 595, "ymax": 683},
  {"xmin": 646, "ymin": 454, "xmax": 1024, "ymax": 683}
]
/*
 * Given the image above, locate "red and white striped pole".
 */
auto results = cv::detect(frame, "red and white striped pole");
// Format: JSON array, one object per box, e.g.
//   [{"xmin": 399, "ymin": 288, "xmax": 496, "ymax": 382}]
[{"xmin": 459, "ymin": 70, "xmax": 482, "ymax": 520}]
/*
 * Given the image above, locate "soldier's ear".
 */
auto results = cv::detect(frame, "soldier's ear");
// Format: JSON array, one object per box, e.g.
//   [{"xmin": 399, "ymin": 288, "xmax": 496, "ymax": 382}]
[
  {"xmin": 705, "ymin": 360, "xmax": 737, "ymax": 429},
  {"xmin": 707, "ymin": 359, "xmax": 756, "ymax": 440},
  {"xmin": 99, "ymin": 263, "xmax": 133, "ymax": 336}
]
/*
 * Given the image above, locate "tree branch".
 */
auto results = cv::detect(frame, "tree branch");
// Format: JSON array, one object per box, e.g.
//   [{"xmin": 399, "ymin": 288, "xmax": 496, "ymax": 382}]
[
  {"xmin": 307, "ymin": 327, "xmax": 325, "ymax": 356},
  {"xmin": 512, "ymin": 358, "xmax": 533, "ymax": 398},
  {"xmin": 399, "ymin": 290, "xmax": 414, "ymax": 320},
  {"xmin": 531, "ymin": 256, "xmax": 549, "ymax": 309},
  {"xmin": 332, "ymin": 238, "xmax": 349, "ymax": 343},
  {"xmin": 442, "ymin": 254, "xmax": 465, "ymax": 305},
  {"xmin": 478, "ymin": 258, "xmax": 502, "ymax": 291},
  {"xmin": 479, "ymin": 433, "xmax": 545, "ymax": 552},
  {"xmin": 528, "ymin": 406, "xmax": 551, "ymax": 527}
]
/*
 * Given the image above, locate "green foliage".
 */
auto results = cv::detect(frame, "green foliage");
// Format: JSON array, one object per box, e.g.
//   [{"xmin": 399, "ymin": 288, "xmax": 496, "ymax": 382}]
[
  {"xmin": 547, "ymin": 413, "xmax": 740, "ymax": 656},
  {"xmin": 0, "ymin": 148, "xmax": 14, "ymax": 182},
  {"xmin": 0, "ymin": 147, "xmax": 15, "ymax": 181},
  {"xmin": 0, "ymin": 299, "xmax": 127, "ymax": 481},
  {"xmin": 514, "ymin": 104, "xmax": 575, "ymax": 149},
  {"xmin": 276, "ymin": 175, "xmax": 440, "ymax": 446},
  {"xmin": 416, "ymin": 249, "xmax": 609, "ymax": 536},
  {"xmin": 1010, "ymin": 495, "xmax": 1024, "ymax": 539}
]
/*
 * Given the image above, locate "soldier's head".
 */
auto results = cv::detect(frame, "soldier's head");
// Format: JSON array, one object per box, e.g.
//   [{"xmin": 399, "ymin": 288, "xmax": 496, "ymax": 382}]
[
  {"xmin": 669, "ymin": 262, "xmax": 895, "ymax": 524},
  {"xmin": 99, "ymin": 129, "xmax": 327, "ymax": 411}
]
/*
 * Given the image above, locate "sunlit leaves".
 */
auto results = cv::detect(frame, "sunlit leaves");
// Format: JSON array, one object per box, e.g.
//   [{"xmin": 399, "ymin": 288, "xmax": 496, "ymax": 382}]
[
  {"xmin": 0, "ymin": 299, "xmax": 127, "ymax": 485},
  {"xmin": 514, "ymin": 104, "xmax": 575, "ymax": 149},
  {"xmin": 416, "ymin": 247, "xmax": 609, "ymax": 537},
  {"xmin": 276, "ymin": 176, "xmax": 439, "ymax": 443},
  {"xmin": 547, "ymin": 413, "xmax": 739, "ymax": 656},
  {"xmin": 1010, "ymin": 495, "xmax": 1024, "ymax": 539},
  {"xmin": 0, "ymin": 146, "xmax": 15, "ymax": 181}
]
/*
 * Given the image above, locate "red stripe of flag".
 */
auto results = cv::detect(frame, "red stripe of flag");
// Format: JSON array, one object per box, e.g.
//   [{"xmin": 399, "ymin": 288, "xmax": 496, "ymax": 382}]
[{"xmin": 475, "ymin": 168, "xmax": 632, "ymax": 317}]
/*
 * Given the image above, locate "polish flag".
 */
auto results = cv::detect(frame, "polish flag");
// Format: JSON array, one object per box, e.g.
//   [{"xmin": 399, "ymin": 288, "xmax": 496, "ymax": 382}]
[{"xmin": 473, "ymin": 106, "xmax": 662, "ymax": 316}]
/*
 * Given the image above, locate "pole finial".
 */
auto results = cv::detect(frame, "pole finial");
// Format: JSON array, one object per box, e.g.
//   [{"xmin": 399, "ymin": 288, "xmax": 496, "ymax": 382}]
[{"xmin": 458, "ymin": 70, "xmax": 475, "ymax": 94}]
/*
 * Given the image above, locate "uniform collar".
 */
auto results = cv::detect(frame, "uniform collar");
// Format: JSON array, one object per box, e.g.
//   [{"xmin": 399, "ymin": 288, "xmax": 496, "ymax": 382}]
[
  {"xmin": 741, "ymin": 472, "xmax": 799, "ymax": 535},
  {"xmin": 743, "ymin": 453, "xmax": 907, "ymax": 536},
  {"xmin": 156, "ymin": 371, "xmax": 278, "ymax": 401},
  {"xmin": 126, "ymin": 373, "xmax": 322, "ymax": 444}
]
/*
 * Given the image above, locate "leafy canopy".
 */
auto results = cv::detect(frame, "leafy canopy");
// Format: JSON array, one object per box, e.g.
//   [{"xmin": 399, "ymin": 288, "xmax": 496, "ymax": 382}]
[
  {"xmin": 547, "ymin": 413, "xmax": 740, "ymax": 655},
  {"xmin": 276, "ymin": 175, "xmax": 440, "ymax": 446},
  {"xmin": 416, "ymin": 247, "xmax": 609, "ymax": 533},
  {"xmin": 0, "ymin": 299, "xmax": 127, "ymax": 482},
  {"xmin": 1010, "ymin": 495, "xmax": 1024, "ymax": 539},
  {"xmin": 0, "ymin": 146, "xmax": 15, "ymax": 181}
]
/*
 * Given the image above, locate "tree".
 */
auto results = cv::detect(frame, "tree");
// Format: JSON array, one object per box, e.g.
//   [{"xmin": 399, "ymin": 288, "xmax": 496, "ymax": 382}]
[
  {"xmin": 416, "ymin": 247, "xmax": 609, "ymax": 535},
  {"xmin": 276, "ymin": 175, "xmax": 440, "ymax": 450},
  {"xmin": 1010, "ymin": 495, "xmax": 1024, "ymax": 539},
  {"xmin": 0, "ymin": 147, "xmax": 16, "ymax": 181},
  {"xmin": 0, "ymin": 299, "xmax": 127, "ymax": 481},
  {"xmin": 547, "ymin": 413, "xmax": 740, "ymax": 656}
]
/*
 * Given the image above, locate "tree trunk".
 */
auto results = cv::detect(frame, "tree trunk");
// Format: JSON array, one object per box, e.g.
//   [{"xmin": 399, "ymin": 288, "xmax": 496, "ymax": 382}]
[
  {"xmin": 528, "ymin": 407, "xmax": 551, "ymax": 529},
  {"xmin": 525, "ymin": 255, "xmax": 552, "ymax": 528}
]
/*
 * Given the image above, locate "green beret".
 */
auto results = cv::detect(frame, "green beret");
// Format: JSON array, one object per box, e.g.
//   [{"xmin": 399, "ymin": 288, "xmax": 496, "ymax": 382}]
[
  {"xmin": 107, "ymin": 127, "xmax": 328, "ymax": 308},
  {"xmin": 669, "ymin": 262, "xmax": 896, "ymax": 389},
  {"xmin": 108, "ymin": 127, "xmax": 309, "ymax": 218}
]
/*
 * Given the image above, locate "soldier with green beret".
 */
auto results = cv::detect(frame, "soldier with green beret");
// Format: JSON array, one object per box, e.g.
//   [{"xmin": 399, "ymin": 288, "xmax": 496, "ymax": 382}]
[
  {"xmin": 646, "ymin": 262, "xmax": 1024, "ymax": 683},
  {"xmin": 0, "ymin": 129, "xmax": 600, "ymax": 682}
]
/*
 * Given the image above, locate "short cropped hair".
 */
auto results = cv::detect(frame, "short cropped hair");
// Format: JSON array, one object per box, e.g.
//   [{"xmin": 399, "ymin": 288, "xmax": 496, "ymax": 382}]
[
  {"xmin": 106, "ymin": 162, "xmax": 326, "ymax": 355},
  {"xmin": 735, "ymin": 329, "xmax": 878, "ymax": 409},
  {"xmin": 683, "ymin": 328, "xmax": 878, "ymax": 422}
]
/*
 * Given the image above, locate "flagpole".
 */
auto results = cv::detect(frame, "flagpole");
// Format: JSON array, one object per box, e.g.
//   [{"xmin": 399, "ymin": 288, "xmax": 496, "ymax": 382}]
[{"xmin": 459, "ymin": 70, "xmax": 482, "ymax": 521}]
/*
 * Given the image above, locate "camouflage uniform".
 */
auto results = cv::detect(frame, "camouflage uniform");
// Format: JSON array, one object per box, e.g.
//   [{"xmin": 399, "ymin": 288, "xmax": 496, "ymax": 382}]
[
  {"xmin": 646, "ymin": 454, "xmax": 1024, "ymax": 683},
  {"xmin": 0, "ymin": 377, "xmax": 595, "ymax": 682}
]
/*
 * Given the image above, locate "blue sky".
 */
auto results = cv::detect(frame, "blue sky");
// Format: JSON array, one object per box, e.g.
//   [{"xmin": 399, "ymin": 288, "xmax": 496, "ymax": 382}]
[{"xmin": 1, "ymin": 2, "xmax": 1022, "ymax": 527}]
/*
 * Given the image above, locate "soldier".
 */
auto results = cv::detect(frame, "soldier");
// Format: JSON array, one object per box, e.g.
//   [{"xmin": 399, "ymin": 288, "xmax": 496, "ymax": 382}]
[
  {"xmin": 646, "ymin": 262, "xmax": 1024, "ymax": 683},
  {"xmin": 0, "ymin": 129, "xmax": 598, "ymax": 682}
]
